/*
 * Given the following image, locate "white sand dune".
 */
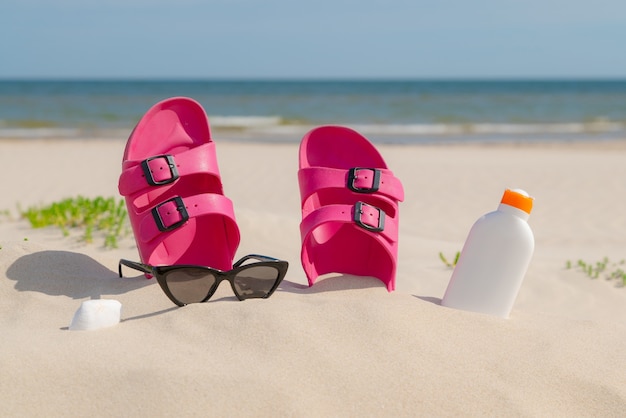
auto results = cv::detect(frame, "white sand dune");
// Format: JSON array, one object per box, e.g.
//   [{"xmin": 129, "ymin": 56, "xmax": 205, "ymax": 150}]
[{"xmin": 1, "ymin": 137, "xmax": 625, "ymax": 416}]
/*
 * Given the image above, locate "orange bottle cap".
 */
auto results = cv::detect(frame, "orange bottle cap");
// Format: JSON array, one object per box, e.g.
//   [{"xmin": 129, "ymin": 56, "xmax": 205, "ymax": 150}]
[{"xmin": 501, "ymin": 189, "xmax": 533, "ymax": 214}]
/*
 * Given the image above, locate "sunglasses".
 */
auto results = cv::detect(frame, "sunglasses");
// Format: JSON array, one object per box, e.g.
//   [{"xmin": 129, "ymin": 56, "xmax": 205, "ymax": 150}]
[{"xmin": 118, "ymin": 254, "xmax": 288, "ymax": 306}]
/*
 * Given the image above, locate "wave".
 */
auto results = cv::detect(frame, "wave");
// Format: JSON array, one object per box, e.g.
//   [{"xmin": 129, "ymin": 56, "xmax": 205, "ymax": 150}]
[
  {"xmin": 210, "ymin": 117, "xmax": 626, "ymax": 137},
  {"xmin": 210, "ymin": 116, "xmax": 626, "ymax": 135},
  {"xmin": 209, "ymin": 115, "xmax": 284, "ymax": 129},
  {"xmin": 348, "ymin": 120, "xmax": 626, "ymax": 136},
  {"xmin": 1, "ymin": 116, "xmax": 625, "ymax": 141},
  {"xmin": 0, "ymin": 127, "xmax": 85, "ymax": 139}
]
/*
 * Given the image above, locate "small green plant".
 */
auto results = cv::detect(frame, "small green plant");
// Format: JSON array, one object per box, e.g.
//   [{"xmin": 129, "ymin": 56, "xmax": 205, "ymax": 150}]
[
  {"xmin": 20, "ymin": 196, "xmax": 128, "ymax": 248},
  {"xmin": 0, "ymin": 209, "xmax": 11, "ymax": 221},
  {"xmin": 566, "ymin": 257, "xmax": 626, "ymax": 287},
  {"xmin": 439, "ymin": 251, "xmax": 460, "ymax": 268}
]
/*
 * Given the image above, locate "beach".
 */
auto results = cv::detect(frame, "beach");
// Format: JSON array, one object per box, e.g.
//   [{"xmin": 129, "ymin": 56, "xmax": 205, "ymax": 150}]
[{"xmin": 1, "ymin": 136, "xmax": 625, "ymax": 416}]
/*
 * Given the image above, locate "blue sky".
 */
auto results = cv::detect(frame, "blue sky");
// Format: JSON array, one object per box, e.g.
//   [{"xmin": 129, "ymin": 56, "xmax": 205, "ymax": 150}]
[{"xmin": 2, "ymin": 0, "xmax": 625, "ymax": 79}]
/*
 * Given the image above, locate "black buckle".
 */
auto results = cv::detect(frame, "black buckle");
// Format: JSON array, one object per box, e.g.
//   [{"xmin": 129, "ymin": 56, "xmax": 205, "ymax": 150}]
[
  {"xmin": 141, "ymin": 155, "xmax": 179, "ymax": 186},
  {"xmin": 353, "ymin": 201, "xmax": 385, "ymax": 232},
  {"xmin": 152, "ymin": 197, "xmax": 189, "ymax": 232},
  {"xmin": 348, "ymin": 167, "xmax": 381, "ymax": 193}
]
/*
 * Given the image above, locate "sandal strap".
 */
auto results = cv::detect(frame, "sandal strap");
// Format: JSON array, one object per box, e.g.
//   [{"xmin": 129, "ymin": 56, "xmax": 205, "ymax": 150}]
[
  {"xmin": 300, "ymin": 202, "xmax": 398, "ymax": 244},
  {"xmin": 298, "ymin": 167, "xmax": 404, "ymax": 205},
  {"xmin": 138, "ymin": 193, "xmax": 238, "ymax": 244},
  {"xmin": 119, "ymin": 143, "xmax": 220, "ymax": 196}
]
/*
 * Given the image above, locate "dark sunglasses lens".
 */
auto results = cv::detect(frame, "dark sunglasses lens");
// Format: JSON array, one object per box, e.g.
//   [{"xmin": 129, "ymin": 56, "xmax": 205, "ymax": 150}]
[
  {"xmin": 164, "ymin": 268, "xmax": 217, "ymax": 304},
  {"xmin": 233, "ymin": 266, "xmax": 280, "ymax": 298}
]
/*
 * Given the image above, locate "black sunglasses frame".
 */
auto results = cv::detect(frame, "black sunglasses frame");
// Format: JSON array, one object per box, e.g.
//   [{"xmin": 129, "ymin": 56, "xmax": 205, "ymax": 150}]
[{"xmin": 119, "ymin": 254, "xmax": 288, "ymax": 307}]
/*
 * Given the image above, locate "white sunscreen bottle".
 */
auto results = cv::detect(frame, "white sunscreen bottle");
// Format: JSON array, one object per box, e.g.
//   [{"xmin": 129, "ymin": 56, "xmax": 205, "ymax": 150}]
[{"xmin": 441, "ymin": 189, "xmax": 535, "ymax": 318}]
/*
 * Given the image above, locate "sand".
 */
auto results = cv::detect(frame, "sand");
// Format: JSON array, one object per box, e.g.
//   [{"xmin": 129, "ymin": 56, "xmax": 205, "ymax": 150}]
[{"xmin": 1, "ymin": 136, "xmax": 625, "ymax": 417}]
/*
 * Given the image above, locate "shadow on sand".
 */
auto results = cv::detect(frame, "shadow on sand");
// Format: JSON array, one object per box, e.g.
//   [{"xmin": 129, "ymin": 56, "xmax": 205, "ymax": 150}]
[{"xmin": 6, "ymin": 250, "xmax": 151, "ymax": 300}]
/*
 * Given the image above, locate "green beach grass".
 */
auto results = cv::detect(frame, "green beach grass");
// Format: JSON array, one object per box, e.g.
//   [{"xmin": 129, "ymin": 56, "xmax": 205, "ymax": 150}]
[
  {"xmin": 439, "ymin": 251, "xmax": 460, "ymax": 268},
  {"xmin": 566, "ymin": 257, "xmax": 626, "ymax": 287},
  {"xmin": 20, "ymin": 196, "xmax": 128, "ymax": 248}
]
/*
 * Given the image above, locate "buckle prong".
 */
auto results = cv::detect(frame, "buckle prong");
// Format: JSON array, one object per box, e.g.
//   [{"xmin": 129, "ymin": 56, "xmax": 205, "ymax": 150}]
[
  {"xmin": 353, "ymin": 201, "xmax": 385, "ymax": 232},
  {"xmin": 141, "ymin": 155, "xmax": 179, "ymax": 186},
  {"xmin": 348, "ymin": 167, "xmax": 381, "ymax": 193},
  {"xmin": 152, "ymin": 196, "xmax": 189, "ymax": 232}
]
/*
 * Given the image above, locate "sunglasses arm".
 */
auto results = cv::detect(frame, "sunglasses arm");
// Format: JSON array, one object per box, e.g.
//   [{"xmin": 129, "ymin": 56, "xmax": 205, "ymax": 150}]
[
  {"xmin": 118, "ymin": 259, "xmax": 154, "ymax": 278},
  {"xmin": 233, "ymin": 254, "xmax": 280, "ymax": 268}
]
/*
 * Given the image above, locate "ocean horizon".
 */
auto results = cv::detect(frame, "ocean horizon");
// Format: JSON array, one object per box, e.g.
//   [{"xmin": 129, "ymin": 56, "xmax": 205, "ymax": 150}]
[{"xmin": 1, "ymin": 78, "xmax": 625, "ymax": 144}]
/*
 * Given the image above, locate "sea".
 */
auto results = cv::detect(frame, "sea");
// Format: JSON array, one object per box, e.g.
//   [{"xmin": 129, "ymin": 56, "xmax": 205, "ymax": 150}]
[{"xmin": 1, "ymin": 79, "xmax": 625, "ymax": 144}]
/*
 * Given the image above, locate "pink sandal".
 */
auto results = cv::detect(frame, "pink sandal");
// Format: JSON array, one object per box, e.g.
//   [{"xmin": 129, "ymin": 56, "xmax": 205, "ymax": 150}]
[
  {"xmin": 118, "ymin": 97, "xmax": 240, "ymax": 271},
  {"xmin": 298, "ymin": 126, "xmax": 404, "ymax": 291}
]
